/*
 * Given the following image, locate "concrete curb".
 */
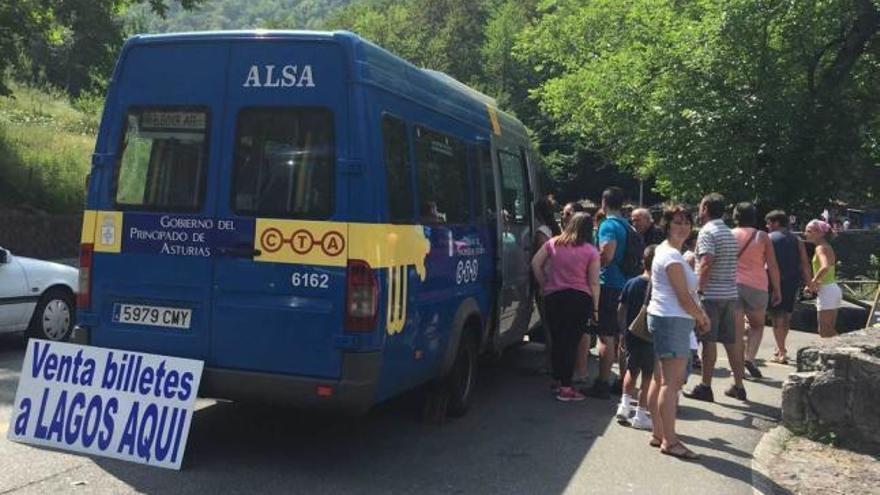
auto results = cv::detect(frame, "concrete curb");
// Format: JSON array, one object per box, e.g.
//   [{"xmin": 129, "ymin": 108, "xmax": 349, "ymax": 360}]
[{"xmin": 751, "ymin": 426, "xmax": 794, "ymax": 495}]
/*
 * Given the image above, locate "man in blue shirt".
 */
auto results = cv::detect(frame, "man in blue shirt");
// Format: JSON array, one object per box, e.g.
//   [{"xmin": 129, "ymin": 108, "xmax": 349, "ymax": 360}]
[{"xmin": 587, "ymin": 186, "xmax": 629, "ymax": 399}]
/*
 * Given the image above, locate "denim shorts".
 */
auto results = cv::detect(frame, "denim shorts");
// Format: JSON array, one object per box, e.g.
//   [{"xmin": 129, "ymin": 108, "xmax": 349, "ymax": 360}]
[{"xmin": 648, "ymin": 315, "xmax": 694, "ymax": 359}]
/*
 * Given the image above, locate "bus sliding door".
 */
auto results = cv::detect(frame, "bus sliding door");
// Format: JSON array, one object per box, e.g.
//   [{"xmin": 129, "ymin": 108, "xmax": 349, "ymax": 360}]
[{"xmin": 494, "ymin": 146, "xmax": 533, "ymax": 341}]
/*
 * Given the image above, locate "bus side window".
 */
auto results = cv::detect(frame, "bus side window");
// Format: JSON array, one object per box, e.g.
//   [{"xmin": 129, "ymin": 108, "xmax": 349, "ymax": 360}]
[
  {"xmin": 475, "ymin": 143, "xmax": 496, "ymax": 222},
  {"xmin": 381, "ymin": 114, "xmax": 415, "ymax": 223},
  {"xmin": 414, "ymin": 126, "xmax": 470, "ymax": 224},
  {"xmin": 498, "ymin": 150, "xmax": 527, "ymax": 224}
]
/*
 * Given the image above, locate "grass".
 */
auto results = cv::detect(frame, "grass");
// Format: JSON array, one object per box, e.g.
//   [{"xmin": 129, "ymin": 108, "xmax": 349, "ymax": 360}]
[{"xmin": 0, "ymin": 85, "xmax": 98, "ymax": 213}]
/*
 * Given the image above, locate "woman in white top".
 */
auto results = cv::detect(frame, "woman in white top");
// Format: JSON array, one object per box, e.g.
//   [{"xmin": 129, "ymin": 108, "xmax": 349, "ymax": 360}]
[{"xmin": 646, "ymin": 205, "xmax": 709, "ymax": 461}]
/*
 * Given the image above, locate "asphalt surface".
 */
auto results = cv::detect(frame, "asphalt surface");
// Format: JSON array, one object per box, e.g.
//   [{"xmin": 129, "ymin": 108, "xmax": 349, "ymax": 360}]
[{"xmin": 0, "ymin": 329, "xmax": 818, "ymax": 494}]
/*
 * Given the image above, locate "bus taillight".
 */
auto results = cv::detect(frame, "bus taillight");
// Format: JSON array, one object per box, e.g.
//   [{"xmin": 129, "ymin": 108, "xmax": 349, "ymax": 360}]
[
  {"xmin": 345, "ymin": 259, "xmax": 378, "ymax": 332},
  {"xmin": 77, "ymin": 243, "xmax": 94, "ymax": 310}
]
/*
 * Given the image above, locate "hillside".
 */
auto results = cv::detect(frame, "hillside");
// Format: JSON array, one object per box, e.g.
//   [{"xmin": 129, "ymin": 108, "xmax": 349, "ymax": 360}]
[
  {"xmin": 125, "ymin": 0, "xmax": 353, "ymax": 33},
  {"xmin": 0, "ymin": 86, "xmax": 97, "ymax": 214}
]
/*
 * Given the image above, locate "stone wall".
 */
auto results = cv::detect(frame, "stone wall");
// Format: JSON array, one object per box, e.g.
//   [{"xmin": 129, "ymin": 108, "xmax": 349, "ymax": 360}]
[
  {"xmin": 0, "ymin": 211, "xmax": 82, "ymax": 259},
  {"xmin": 781, "ymin": 327, "xmax": 880, "ymax": 450}
]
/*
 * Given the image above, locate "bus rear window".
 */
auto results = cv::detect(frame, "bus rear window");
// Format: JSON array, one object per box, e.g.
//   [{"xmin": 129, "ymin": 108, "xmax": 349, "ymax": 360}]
[
  {"xmin": 232, "ymin": 108, "xmax": 334, "ymax": 219},
  {"xmin": 115, "ymin": 108, "xmax": 208, "ymax": 210}
]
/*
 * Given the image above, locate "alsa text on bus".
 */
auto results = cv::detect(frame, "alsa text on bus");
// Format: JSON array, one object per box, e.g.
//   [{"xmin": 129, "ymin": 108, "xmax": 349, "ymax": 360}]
[{"xmin": 242, "ymin": 64, "xmax": 315, "ymax": 88}]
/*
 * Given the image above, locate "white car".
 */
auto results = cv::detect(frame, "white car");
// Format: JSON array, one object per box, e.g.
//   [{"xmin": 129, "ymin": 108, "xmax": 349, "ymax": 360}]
[{"xmin": 0, "ymin": 247, "xmax": 78, "ymax": 341}]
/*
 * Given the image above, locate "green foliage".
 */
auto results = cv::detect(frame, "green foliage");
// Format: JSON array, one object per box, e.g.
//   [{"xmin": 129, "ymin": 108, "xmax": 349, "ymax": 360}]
[
  {"xmin": 0, "ymin": 85, "xmax": 97, "ymax": 213},
  {"xmin": 124, "ymin": 0, "xmax": 352, "ymax": 32},
  {"xmin": 4, "ymin": 0, "xmax": 878, "ymax": 214},
  {"xmin": 328, "ymin": 0, "xmax": 656, "ymax": 203},
  {"xmin": 326, "ymin": 0, "xmax": 492, "ymax": 88},
  {"xmin": 520, "ymin": 0, "xmax": 880, "ymax": 213}
]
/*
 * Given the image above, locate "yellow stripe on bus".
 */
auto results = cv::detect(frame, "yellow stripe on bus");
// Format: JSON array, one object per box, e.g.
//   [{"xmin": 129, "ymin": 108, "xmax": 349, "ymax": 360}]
[
  {"xmin": 255, "ymin": 220, "xmax": 431, "ymax": 279},
  {"xmin": 255, "ymin": 220, "xmax": 430, "ymax": 335},
  {"xmin": 82, "ymin": 210, "xmax": 123, "ymax": 253},
  {"xmin": 81, "ymin": 210, "xmax": 97, "ymax": 244}
]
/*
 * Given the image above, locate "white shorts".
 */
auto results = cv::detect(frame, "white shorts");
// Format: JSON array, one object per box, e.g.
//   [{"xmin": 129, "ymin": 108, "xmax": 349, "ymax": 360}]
[{"xmin": 816, "ymin": 283, "xmax": 842, "ymax": 311}]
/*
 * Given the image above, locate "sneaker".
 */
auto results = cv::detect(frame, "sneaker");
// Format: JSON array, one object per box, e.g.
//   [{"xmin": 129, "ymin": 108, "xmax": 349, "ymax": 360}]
[
  {"xmin": 615, "ymin": 400, "xmax": 634, "ymax": 422},
  {"xmin": 683, "ymin": 383, "xmax": 715, "ymax": 402},
  {"xmin": 630, "ymin": 409, "xmax": 653, "ymax": 430},
  {"xmin": 724, "ymin": 384, "xmax": 747, "ymax": 401},
  {"xmin": 744, "ymin": 360, "xmax": 763, "ymax": 379},
  {"xmin": 556, "ymin": 386, "xmax": 586, "ymax": 402},
  {"xmin": 586, "ymin": 380, "xmax": 611, "ymax": 400}
]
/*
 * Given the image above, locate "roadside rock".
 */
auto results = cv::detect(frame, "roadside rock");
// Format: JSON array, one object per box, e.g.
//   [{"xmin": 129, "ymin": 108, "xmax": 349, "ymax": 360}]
[
  {"xmin": 756, "ymin": 427, "xmax": 880, "ymax": 495},
  {"xmin": 781, "ymin": 327, "xmax": 880, "ymax": 450}
]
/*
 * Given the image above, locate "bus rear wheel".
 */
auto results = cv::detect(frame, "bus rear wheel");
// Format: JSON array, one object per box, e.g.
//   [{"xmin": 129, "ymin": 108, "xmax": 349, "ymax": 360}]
[{"xmin": 443, "ymin": 332, "xmax": 478, "ymax": 418}]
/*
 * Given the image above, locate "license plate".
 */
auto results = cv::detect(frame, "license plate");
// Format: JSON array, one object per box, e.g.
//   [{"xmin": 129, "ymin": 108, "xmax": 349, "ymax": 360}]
[{"xmin": 112, "ymin": 303, "xmax": 192, "ymax": 329}]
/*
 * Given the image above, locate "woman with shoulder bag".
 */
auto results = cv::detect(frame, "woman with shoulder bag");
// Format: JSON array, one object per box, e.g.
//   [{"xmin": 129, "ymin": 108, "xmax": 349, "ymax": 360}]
[{"xmin": 645, "ymin": 205, "xmax": 710, "ymax": 460}]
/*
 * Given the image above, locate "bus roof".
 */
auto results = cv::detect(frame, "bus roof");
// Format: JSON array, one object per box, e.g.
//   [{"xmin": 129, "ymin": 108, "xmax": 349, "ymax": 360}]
[{"xmin": 123, "ymin": 30, "xmax": 528, "ymax": 139}]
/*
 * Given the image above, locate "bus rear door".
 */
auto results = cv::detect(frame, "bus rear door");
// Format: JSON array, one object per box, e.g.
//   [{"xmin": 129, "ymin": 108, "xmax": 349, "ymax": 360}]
[
  {"xmin": 86, "ymin": 42, "xmax": 227, "ymax": 360},
  {"xmin": 208, "ymin": 40, "xmax": 349, "ymax": 379}
]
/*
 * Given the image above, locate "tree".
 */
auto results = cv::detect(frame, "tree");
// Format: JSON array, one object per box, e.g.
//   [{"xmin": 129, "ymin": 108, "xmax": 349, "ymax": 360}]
[
  {"xmin": 326, "ymin": 0, "xmax": 493, "ymax": 88},
  {"xmin": 520, "ymin": 0, "xmax": 880, "ymax": 213},
  {"xmin": 0, "ymin": 0, "xmax": 202, "ymax": 96}
]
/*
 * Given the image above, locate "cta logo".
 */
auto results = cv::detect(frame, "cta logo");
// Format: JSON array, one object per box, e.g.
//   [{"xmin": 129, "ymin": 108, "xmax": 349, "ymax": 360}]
[{"xmin": 260, "ymin": 228, "xmax": 345, "ymax": 257}]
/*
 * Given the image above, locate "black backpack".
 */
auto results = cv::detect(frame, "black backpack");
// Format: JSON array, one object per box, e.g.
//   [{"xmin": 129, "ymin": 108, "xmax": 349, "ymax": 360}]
[{"xmin": 609, "ymin": 217, "xmax": 645, "ymax": 278}]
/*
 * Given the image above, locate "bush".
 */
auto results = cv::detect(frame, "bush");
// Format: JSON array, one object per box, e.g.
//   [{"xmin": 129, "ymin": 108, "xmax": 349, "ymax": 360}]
[{"xmin": 0, "ymin": 85, "xmax": 96, "ymax": 213}]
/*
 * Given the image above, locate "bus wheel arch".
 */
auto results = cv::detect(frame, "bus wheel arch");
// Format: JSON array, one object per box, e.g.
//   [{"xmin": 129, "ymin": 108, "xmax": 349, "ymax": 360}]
[{"xmin": 426, "ymin": 299, "xmax": 483, "ymax": 420}]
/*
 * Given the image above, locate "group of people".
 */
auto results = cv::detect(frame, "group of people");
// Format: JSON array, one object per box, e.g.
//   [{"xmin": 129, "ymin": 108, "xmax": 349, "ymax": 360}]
[{"xmin": 530, "ymin": 188, "xmax": 842, "ymax": 461}]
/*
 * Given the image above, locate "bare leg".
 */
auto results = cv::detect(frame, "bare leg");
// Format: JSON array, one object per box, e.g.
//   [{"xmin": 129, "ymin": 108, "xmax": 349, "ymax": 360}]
[
  {"xmin": 657, "ymin": 357, "xmax": 688, "ymax": 447},
  {"xmin": 637, "ymin": 370, "xmax": 651, "ymax": 408},
  {"xmin": 623, "ymin": 368, "xmax": 640, "ymax": 398},
  {"xmin": 771, "ymin": 312, "xmax": 790, "ymax": 357},
  {"xmin": 598, "ymin": 335, "xmax": 617, "ymax": 382},
  {"xmin": 745, "ymin": 309, "xmax": 766, "ymax": 363},
  {"xmin": 648, "ymin": 365, "xmax": 663, "ymax": 442},
  {"xmin": 734, "ymin": 307, "xmax": 747, "ymax": 368},
  {"xmin": 818, "ymin": 309, "xmax": 839, "ymax": 338},
  {"xmin": 700, "ymin": 342, "xmax": 717, "ymax": 387},
  {"xmin": 724, "ymin": 336, "xmax": 746, "ymax": 388}
]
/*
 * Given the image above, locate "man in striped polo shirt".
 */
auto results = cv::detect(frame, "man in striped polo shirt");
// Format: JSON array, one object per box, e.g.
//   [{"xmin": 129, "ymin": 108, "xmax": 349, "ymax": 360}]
[{"xmin": 685, "ymin": 193, "xmax": 748, "ymax": 402}]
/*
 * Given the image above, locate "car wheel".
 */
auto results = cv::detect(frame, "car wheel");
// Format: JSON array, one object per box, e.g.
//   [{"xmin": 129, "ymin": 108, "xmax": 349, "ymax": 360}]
[
  {"xmin": 444, "ymin": 332, "xmax": 477, "ymax": 417},
  {"xmin": 28, "ymin": 288, "xmax": 74, "ymax": 341}
]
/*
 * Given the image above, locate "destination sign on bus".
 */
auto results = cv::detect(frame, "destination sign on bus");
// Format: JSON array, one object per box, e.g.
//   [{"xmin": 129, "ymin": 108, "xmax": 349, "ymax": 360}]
[{"xmin": 141, "ymin": 111, "xmax": 206, "ymax": 131}]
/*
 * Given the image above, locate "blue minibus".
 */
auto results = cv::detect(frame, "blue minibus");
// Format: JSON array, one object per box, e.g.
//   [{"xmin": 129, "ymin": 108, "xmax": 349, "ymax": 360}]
[{"xmin": 74, "ymin": 31, "xmax": 541, "ymax": 415}]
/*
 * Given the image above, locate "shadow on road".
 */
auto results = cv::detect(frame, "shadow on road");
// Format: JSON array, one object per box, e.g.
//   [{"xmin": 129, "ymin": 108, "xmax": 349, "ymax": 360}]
[
  {"xmin": 91, "ymin": 344, "xmax": 617, "ymax": 494},
  {"xmin": 1, "ymin": 335, "xmax": 792, "ymax": 494},
  {"xmin": 0, "ymin": 334, "xmax": 27, "ymax": 407}
]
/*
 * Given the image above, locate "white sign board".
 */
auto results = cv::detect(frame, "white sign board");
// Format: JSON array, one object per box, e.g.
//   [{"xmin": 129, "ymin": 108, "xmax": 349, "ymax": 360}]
[{"xmin": 7, "ymin": 339, "xmax": 203, "ymax": 470}]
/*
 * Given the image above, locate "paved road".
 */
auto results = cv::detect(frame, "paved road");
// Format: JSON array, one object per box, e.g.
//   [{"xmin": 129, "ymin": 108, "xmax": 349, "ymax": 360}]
[{"xmin": 0, "ymin": 329, "xmax": 818, "ymax": 494}]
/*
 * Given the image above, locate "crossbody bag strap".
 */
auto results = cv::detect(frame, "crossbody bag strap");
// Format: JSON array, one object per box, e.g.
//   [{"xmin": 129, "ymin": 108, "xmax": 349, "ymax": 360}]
[{"xmin": 738, "ymin": 229, "xmax": 758, "ymax": 259}]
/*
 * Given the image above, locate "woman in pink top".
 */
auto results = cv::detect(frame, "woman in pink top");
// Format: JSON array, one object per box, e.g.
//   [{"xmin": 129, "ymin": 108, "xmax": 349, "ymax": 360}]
[
  {"xmin": 732, "ymin": 203, "xmax": 781, "ymax": 378},
  {"xmin": 532, "ymin": 213, "xmax": 601, "ymax": 401}
]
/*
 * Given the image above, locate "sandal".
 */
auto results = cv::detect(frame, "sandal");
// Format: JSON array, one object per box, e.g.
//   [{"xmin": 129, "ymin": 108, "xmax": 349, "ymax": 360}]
[
  {"xmin": 649, "ymin": 436, "xmax": 662, "ymax": 448},
  {"xmin": 769, "ymin": 354, "xmax": 789, "ymax": 365},
  {"xmin": 660, "ymin": 441, "xmax": 699, "ymax": 460}
]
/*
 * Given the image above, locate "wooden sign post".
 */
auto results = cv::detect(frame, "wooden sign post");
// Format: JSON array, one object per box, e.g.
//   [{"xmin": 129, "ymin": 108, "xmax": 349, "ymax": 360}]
[{"xmin": 868, "ymin": 286, "xmax": 880, "ymax": 328}]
